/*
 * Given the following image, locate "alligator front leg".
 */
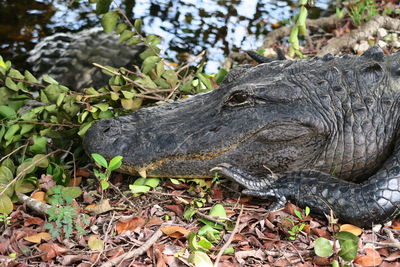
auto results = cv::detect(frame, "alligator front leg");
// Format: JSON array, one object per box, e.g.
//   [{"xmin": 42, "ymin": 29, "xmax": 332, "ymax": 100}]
[{"xmin": 213, "ymin": 162, "xmax": 400, "ymax": 227}]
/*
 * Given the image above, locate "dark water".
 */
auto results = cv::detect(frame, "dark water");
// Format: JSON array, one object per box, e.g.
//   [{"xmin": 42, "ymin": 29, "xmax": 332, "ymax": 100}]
[{"xmin": 0, "ymin": 0, "xmax": 330, "ymax": 73}]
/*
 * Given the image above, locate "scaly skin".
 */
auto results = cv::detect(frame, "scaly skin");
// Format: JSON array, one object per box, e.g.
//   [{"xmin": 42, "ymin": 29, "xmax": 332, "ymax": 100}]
[{"xmin": 84, "ymin": 46, "xmax": 400, "ymax": 227}]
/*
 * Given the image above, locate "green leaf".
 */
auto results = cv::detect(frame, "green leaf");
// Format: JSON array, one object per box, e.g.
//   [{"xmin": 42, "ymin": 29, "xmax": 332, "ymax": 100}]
[
  {"xmin": 108, "ymin": 156, "xmax": 123, "ymax": 171},
  {"xmin": 20, "ymin": 124, "xmax": 35, "ymax": 135},
  {"xmin": 197, "ymin": 237, "xmax": 213, "ymax": 250},
  {"xmin": 197, "ymin": 73, "xmax": 214, "ymax": 91},
  {"xmin": 29, "ymin": 136, "xmax": 47, "ymax": 154},
  {"xmin": 42, "ymin": 75, "xmax": 59, "ymax": 85},
  {"xmin": 4, "ymin": 124, "xmax": 20, "ymax": 141},
  {"xmin": 100, "ymin": 180, "xmax": 110, "ymax": 190},
  {"xmin": 336, "ymin": 231, "xmax": 359, "ymax": 245},
  {"xmin": 144, "ymin": 178, "xmax": 160, "ymax": 188},
  {"xmin": 209, "ymin": 204, "xmax": 227, "ymax": 220},
  {"xmin": 5, "ymin": 77, "xmax": 18, "ymax": 91},
  {"xmin": 91, "ymin": 153, "xmax": 108, "ymax": 168},
  {"xmin": 16, "ymin": 161, "xmax": 36, "ymax": 176},
  {"xmin": 24, "ymin": 70, "xmax": 39, "ymax": 83},
  {"xmin": 101, "ymin": 11, "xmax": 119, "ymax": 33},
  {"xmin": 0, "ymin": 105, "xmax": 17, "ymax": 119},
  {"xmin": 332, "ymin": 260, "xmax": 340, "ymax": 267},
  {"xmin": 32, "ymin": 154, "xmax": 49, "ymax": 168},
  {"xmin": 0, "ymin": 166, "xmax": 13, "ymax": 184},
  {"xmin": 129, "ymin": 184, "xmax": 150, "ymax": 194},
  {"xmin": 133, "ymin": 177, "xmax": 146, "ymax": 185},
  {"xmin": 78, "ymin": 121, "xmax": 95, "ymax": 136},
  {"xmin": 188, "ymin": 251, "xmax": 213, "ymax": 267},
  {"xmin": 88, "ymin": 235, "xmax": 104, "ymax": 250},
  {"xmin": 224, "ymin": 247, "xmax": 234, "ymax": 254},
  {"xmin": 116, "ymin": 23, "xmax": 128, "ymax": 34},
  {"xmin": 8, "ymin": 69, "xmax": 24, "ymax": 79},
  {"xmin": 215, "ymin": 68, "xmax": 228, "ymax": 84},
  {"xmin": 183, "ymin": 208, "xmax": 196, "ymax": 220},
  {"xmin": 134, "ymin": 19, "xmax": 143, "ymax": 33},
  {"xmin": 314, "ymin": 237, "xmax": 333, "ymax": 257},
  {"xmin": 162, "ymin": 70, "xmax": 178, "ymax": 87},
  {"xmin": 1, "ymin": 158, "xmax": 15, "ymax": 174},
  {"xmin": 96, "ymin": 0, "xmax": 112, "ymax": 14},
  {"xmin": 305, "ymin": 206, "xmax": 310, "ymax": 217},
  {"xmin": 15, "ymin": 179, "xmax": 36, "ymax": 194},
  {"xmin": 56, "ymin": 93, "xmax": 65, "ymax": 106},
  {"xmin": 338, "ymin": 239, "xmax": 358, "ymax": 261},
  {"xmin": 118, "ymin": 30, "xmax": 134, "ymax": 43},
  {"xmin": 121, "ymin": 90, "xmax": 135, "ymax": 99},
  {"xmin": 0, "ymin": 195, "xmax": 13, "ymax": 214},
  {"xmin": 126, "ymin": 36, "xmax": 142, "ymax": 45},
  {"xmin": 142, "ymin": 56, "xmax": 160, "ymax": 74},
  {"xmin": 62, "ymin": 187, "xmax": 83, "ymax": 199},
  {"xmin": 294, "ymin": 209, "xmax": 303, "ymax": 220}
]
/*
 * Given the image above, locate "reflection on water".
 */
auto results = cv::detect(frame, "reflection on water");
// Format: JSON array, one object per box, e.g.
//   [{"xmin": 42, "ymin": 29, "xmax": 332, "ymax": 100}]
[{"xmin": 0, "ymin": 0, "xmax": 329, "ymax": 73}]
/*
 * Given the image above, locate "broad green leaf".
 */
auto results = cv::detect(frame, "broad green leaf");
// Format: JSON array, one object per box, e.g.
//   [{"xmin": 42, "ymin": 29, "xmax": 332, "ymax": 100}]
[
  {"xmin": 2, "ymin": 158, "xmax": 15, "ymax": 174},
  {"xmin": 332, "ymin": 260, "xmax": 340, "ymax": 267},
  {"xmin": 197, "ymin": 236, "xmax": 213, "ymax": 250},
  {"xmin": 78, "ymin": 121, "xmax": 95, "ymax": 136},
  {"xmin": 142, "ymin": 56, "xmax": 160, "ymax": 74},
  {"xmin": 133, "ymin": 178, "xmax": 146, "ymax": 185},
  {"xmin": 0, "ymin": 105, "xmax": 17, "ymax": 119},
  {"xmin": 118, "ymin": 30, "xmax": 134, "ymax": 43},
  {"xmin": 188, "ymin": 251, "xmax": 213, "ymax": 267},
  {"xmin": 96, "ymin": 0, "xmax": 112, "ymax": 14},
  {"xmin": 129, "ymin": 184, "xmax": 150, "ymax": 194},
  {"xmin": 215, "ymin": 68, "xmax": 228, "ymax": 84},
  {"xmin": 4, "ymin": 124, "xmax": 20, "ymax": 141},
  {"xmin": 93, "ymin": 103, "xmax": 109, "ymax": 112},
  {"xmin": 146, "ymin": 34, "xmax": 161, "ymax": 46},
  {"xmin": 336, "ymin": 231, "xmax": 359, "ymax": 245},
  {"xmin": 110, "ymin": 91, "xmax": 119, "ymax": 100},
  {"xmin": 209, "ymin": 204, "xmax": 227, "ymax": 220},
  {"xmin": 56, "ymin": 93, "xmax": 65, "ymax": 106},
  {"xmin": 5, "ymin": 77, "xmax": 18, "ymax": 91},
  {"xmin": 62, "ymin": 187, "xmax": 83, "ymax": 199},
  {"xmin": 134, "ymin": 19, "xmax": 143, "ymax": 33},
  {"xmin": 144, "ymin": 178, "xmax": 160, "ymax": 188},
  {"xmin": 0, "ymin": 195, "xmax": 13, "ymax": 214},
  {"xmin": 42, "ymin": 75, "xmax": 59, "ymax": 85},
  {"xmin": 24, "ymin": 70, "xmax": 39, "ymax": 83},
  {"xmin": 44, "ymin": 84, "xmax": 64, "ymax": 102},
  {"xmin": 20, "ymin": 124, "xmax": 35, "ymax": 135},
  {"xmin": 183, "ymin": 208, "xmax": 196, "ymax": 220},
  {"xmin": 121, "ymin": 90, "xmax": 135, "ymax": 99},
  {"xmin": 116, "ymin": 23, "xmax": 128, "ymax": 34},
  {"xmin": 101, "ymin": 11, "xmax": 118, "ymax": 33},
  {"xmin": 162, "ymin": 70, "xmax": 178, "ymax": 87},
  {"xmin": 156, "ymin": 60, "xmax": 165, "ymax": 77},
  {"xmin": 91, "ymin": 153, "xmax": 108, "ymax": 168},
  {"xmin": 100, "ymin": 180, "xmax": 110, "ymax": 190},
  {"xmin": 126, "ymin": 36, "xmax": 142, "ymax": 45},
  {"xmin": 139, "ymin": 47, "xmax": 160, "ymax": 60},
  {"xmin": 294, "ymin": 209, "xmax": 303, "ymax": 220},
  {"xmin": 224, "ymin": 247, "xmax": 234, "ymax": 254},
  {"xmin": 0, "ymin": 166, "xmax": 13, "ymax": 184},
  {"xmin": 98, "ymin": 110, "xmax": 113, "ymax": 119},
  {"xmin": 108, "ymin": 156, "xmax": 123, "ymax": 171},
  {"xmin": 32, "ymin": 154, "xmax": 49, "ymax": 168},
  {"xmin": 8, "ymin": 69, "xmax": 24, "ymax": 79},
  {"xmin": 314, "ymin": 237, "xmax": 333, "ymax": 257},
  {"xmin": 197, "ymin": 73, "xmax": 214, "ymax": 91},
  {"xmin": 16, "ymin": 161, "xmax": 36, "ymax": 176},
  {"xmin": 15, "ymin": 179, "xmax": 36, "ymax": 193},
  {"xmin": 338, "ymin": 239, "xmax": 358, "ymax": 261},
  {"xmin": 28, "ymin": 136, "xmax": 47, "ymax": 154},
  {"xmin": 121, "ymin": 98, "xmax": 142, "ymax": 110}
]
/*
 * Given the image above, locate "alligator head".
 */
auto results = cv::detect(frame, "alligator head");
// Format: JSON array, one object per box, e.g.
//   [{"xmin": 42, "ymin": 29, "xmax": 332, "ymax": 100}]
[{"xmin": 84, "ymin": 47, "xmax": 400, "ymax": 180}]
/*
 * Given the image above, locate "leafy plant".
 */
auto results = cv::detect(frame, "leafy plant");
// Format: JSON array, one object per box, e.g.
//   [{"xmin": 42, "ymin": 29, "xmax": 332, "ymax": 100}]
[
  {"xmin": 289, "ymin": 0, "xmax": 313, "ymax": 57},
  {"xmin": 348, "ymin": 0, "xmax": 378, "ymax": 25},
  {"xmin": 91, "ymin": 153, "xmax": 123, "ymax": 190},
  {"xmin": 314, "ymin": 231, "xmax": 359, "ymax": 266},
  {"xmin": 285, "ymin": 206, "xmax": 310, "ymax": 240},
  {"xmin": 44, "ymin": 185, "xmax": 89, "ymax": 238}
]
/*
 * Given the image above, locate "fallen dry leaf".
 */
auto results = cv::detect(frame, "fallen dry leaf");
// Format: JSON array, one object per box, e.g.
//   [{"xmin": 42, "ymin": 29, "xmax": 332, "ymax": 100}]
[
  {"xmin": 31, "ymin": 191, "xmax": 46, "ymax": 203},
  {"xmin": 85, "ymin": 199, "xmax": 112, "ymax": 215},
  {"xmin": 38, "ymin": 242, "xmax": 68, "ymax": 261},
  {"xmin": 354, "ymin": 248, "xmax": 383, "ymax": 267},
  {"xmin": 68, "ymin": 176, "xmax": 82, "ymax": 187},
  {"xmin": 160, "ymin": 226, "xmax": 190, "ymax": 239},
  {"xmin": 116, "ymin": 216, "xmax": 145, "ymax": 235},
  {"xmin": 24, "ymin": 216, "xmax": 44, "ymax": 226},
  {"xmin": 340, "ymin": 224, "xmax": 363, "ymax": 236},
  {"xmin": 146, "ymin": 217, "xmax": 163, "ymax": 227},
  {"xmin": 384, "ymin": 250, "xmax": 400, "ymax": 262},
  {"xmin": 24, "ymin": 232, "xmax": 52, "ymax": 244},
  {"xmin": 235, "ymin": 249, "xmax": 265, "ymax": 265},
  {"xmin": 76, "ymin": 169, "xmax": 91, "ymax": 178},
  {"xmin": 88, "ymin": 235, "xmax": 104, "ymax": 251},
  {"xmin": 164, "ymin": 204, "xmax": 183, "ymax": 217}
]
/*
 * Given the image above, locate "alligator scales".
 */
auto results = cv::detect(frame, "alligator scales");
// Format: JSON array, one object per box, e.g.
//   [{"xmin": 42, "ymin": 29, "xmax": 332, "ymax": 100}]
[{"xmin": 84, "ymin": 47, "xmax": 400, "ymax": 227}]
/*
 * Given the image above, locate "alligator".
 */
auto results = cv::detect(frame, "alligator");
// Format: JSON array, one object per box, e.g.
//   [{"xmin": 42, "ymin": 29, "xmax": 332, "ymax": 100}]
[
  {"xmin": 28, "ymin": 28, "xmax": 142, "ymax": 90},
  {"xmin": 84, "ymin": 46, "xmax": 400, "ymax": 227}
]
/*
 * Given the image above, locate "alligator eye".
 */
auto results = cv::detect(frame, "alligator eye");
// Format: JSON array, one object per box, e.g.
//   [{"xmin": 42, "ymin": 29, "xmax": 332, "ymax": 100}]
[{"xmin": 227, "ymin": 92, "xmax": 249, "ymax": 106}]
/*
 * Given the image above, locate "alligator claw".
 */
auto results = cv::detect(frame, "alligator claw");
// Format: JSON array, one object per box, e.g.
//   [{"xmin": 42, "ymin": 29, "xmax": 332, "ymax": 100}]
[{"xmin": 211, "ymin": 163, "xmax": 273, "ymax": 190}]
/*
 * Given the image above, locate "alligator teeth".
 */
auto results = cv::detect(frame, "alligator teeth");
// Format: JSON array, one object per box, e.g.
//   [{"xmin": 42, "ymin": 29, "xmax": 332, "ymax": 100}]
[{"xmin": 138, "ymin": 168, "xmax": 147, "ymax": 178}]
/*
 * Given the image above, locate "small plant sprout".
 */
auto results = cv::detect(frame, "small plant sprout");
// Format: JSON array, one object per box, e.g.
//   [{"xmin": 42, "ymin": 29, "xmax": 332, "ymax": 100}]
[
  {"xmin": 91, "ymin": 153, "xmax": 123, "ymax": 190},
  {"xmin": 285, "ymin": 206, "xmax": 310, "ymax": 240}
]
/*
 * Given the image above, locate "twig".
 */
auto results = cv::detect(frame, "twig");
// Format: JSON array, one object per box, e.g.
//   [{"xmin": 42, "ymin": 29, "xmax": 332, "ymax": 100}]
[
  {"xmin": 100, "ymin": 227, "xmax": 164, "ymax": 267},
  {"xmin": 0, "ymin": 150, "xmax": 61, "ymax": 197},
  {"xmin": 195, "ymin": 211, "xmax": 230, "ymax": 227},
  {"xmin": 214, "ymin": 204, "xmax": 244, "ymax": 267},
  {"xmin": 109, "ymin": 182, "xmax": 136, "ymax": 207},
  {"xmin": 15, "ymin": 120, "xmax": 80, "ymax": 128},
  {"xmin": 91, "ymin": 212, "xmax": 117, "ymax": 266},
  {"xmin": 16, "ymin": 192, "xmax": 51, "ymax": 214},
  {"xmin": 0, "ymin": 143, "xmax": 28, "ymax": 163}
]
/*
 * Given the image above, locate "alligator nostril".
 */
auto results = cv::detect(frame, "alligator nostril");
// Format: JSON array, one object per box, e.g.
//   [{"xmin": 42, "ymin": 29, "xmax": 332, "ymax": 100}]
[{"xmin": 103, "ymin": 126, "xmax": 111, "ymax": 133}]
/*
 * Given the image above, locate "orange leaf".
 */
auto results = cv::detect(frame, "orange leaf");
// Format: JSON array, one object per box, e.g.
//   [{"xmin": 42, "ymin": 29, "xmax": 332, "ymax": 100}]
[
  {"xmin": 38, "ymin": 243, "xmax": 68, "ymax": 261},
  {"xmin": 31, "ymin": 191, "xmax": 46, "ymax": 203},
  {"xmin": 24, "ymin": 232, "xmax": 52, "ymax": 243},
  {"xmin": 146, "ymin": 217, "xmax": 163, "ymax": 227},
  {"xmin": 354, "ymin": 248, "xmax": 382, "ymax": 267},
  {"xmin": 24, "ymin": 216, "xmax": 44, "ymax": 226},
  {"xmin": 391, "ymin": 220, "xmax": 400, "ymax": 230},
  {"xmin": 340, "ymin": 224, "xmax": 363, "ymax": 236},
  {"xmin": 68, "ymin": 176, "xmax": 82, "ymax": 187},
  {"xmin": 116, "ymin": 216, "xmax": 145, "ymax": 235},
  {"xmin": 76, "ymin": 169, "xmax": 91, "ymax": 178},
  {"xmin": 160, "ymin": 225, "xmax": 190, "ymax": 239},
  {"xmin": 164, "ymin": 205, "xmax": 183, "ymax": 217}
]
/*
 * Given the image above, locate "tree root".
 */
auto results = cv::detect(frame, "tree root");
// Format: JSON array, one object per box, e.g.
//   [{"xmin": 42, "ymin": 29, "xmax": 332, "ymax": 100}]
[
  {"xmin": 316, "ymin": 16, "xmax": 400, "ymax": 56},
  {"xmin": 16, "ymin": 192, "xmax": 51, "ymax": 215}
]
